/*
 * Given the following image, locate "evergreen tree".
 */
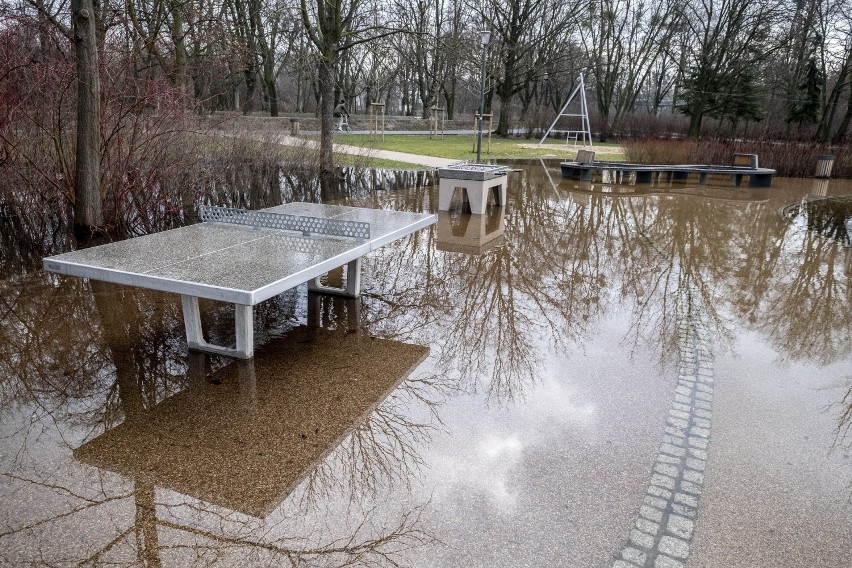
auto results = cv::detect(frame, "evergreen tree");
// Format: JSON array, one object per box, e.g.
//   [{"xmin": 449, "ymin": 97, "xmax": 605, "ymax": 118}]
[{"xmin": 786, "ymin": 56, "xmax": 823, "ymax": 127}]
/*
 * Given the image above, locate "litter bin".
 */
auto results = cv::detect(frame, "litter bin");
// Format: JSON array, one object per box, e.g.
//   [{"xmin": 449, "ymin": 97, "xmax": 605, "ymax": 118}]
[
  {"xmin": 815, "ymin": 155, "xmax": 834, "ymax": 178},
  {"xmin": 290, "ymin": 118, "xmax": 300, "ymax": 136}
]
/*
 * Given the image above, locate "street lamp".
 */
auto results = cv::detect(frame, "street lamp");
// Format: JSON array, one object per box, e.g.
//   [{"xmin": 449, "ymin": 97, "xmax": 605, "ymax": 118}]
[{"xmin": 476, "ymin": 28, "xmax": 491, "ymax": 163}]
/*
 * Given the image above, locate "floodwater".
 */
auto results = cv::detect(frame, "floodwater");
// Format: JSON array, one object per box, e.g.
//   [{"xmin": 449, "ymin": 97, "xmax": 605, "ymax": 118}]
[{"xmin": 1, "ymin": 163, "xmax": 851, "ymax": 567}]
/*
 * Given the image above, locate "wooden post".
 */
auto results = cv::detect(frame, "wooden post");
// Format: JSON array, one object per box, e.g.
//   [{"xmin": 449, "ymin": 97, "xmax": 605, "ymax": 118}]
[{"xmin": 370, "ymin": 102, "xmax": 386, "ymax": 141}]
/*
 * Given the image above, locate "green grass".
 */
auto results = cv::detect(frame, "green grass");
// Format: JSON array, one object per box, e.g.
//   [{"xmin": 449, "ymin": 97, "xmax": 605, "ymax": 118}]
[
  {"xmin": 333, "ymin": 153, "xmax": 419, "ymax": 170},
  {"xmin": 329, "ymin": 134, "xmax": 625, "ymax": 163}
]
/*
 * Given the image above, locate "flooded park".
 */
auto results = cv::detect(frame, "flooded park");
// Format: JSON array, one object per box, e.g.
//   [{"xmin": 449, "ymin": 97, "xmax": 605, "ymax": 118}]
[{"xmin": 1, "ymin": 161, "xmax": 851, "ymax": 567}]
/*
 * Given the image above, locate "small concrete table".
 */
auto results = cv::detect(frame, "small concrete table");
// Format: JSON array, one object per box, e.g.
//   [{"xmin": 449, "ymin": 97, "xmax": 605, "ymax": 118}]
[
  {"xmin": 437, "ymin": 164, "xmax": 508, "ymax": 214},
  {"xmin": 43, "ymin": 203, "xmax": 435, "ymax": 359}
]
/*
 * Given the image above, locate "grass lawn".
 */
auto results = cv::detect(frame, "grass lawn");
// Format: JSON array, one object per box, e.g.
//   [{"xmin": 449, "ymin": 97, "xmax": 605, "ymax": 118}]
[{"xmin": 329, "ymin": 134, "xmax": 625, "ymax": 163}]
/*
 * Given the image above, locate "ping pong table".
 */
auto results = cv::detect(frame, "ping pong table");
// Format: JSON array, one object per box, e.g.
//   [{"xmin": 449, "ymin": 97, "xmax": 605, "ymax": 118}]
[{"xmin": 43, "ymin": 202, "xmax": 436, "ymax": 359}]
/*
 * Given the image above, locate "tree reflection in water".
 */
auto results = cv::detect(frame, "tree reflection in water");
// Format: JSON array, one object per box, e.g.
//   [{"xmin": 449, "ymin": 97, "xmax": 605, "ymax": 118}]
[{"xmin": 1, "ymin": 158, "xmax": 851, "ymax": 563}]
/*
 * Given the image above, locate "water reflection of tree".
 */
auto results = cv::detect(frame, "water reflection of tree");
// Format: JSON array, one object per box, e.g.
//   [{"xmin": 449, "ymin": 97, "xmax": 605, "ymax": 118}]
[{"xmin": 0, "ymin": 276, "xmax": 439, "ymax": 566}]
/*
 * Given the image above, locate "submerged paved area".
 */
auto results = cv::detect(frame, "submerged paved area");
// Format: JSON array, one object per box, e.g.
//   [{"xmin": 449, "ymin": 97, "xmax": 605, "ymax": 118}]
[{"xmin": 0, "ymin": 169, "xmax": 850, "ymax": 566}]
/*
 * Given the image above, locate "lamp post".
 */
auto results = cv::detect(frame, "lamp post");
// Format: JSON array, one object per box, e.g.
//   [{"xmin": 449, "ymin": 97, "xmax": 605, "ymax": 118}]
[{"xmin": 476, "ymin": 28, "xmax": 491, "ymax": 163}]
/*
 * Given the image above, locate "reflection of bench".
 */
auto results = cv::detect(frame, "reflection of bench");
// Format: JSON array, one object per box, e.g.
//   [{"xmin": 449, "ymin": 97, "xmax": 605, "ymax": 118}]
[
  {"xmin": 576, "ymin": 149, "xmax": 596, "ymax": 165},
  {"xmin": 732, "ymin": 153, "xmax": 758, "ymax": 169}
]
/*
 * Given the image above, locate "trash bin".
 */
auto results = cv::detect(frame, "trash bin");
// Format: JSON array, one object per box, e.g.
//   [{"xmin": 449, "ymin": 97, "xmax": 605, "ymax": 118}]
[
  {"xmin": 290, "ymin": 118, "xmax": 300, "ymax": 136},
  {"xmin": 815, "ymin": 155, "xmax": 834, "ymax": 178}
]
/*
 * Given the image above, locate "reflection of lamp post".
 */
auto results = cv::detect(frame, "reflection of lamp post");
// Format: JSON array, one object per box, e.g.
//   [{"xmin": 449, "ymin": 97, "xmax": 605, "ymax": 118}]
[{"xmin": 476, "ymin": 28, "xmax": 491, "ymax": 163}]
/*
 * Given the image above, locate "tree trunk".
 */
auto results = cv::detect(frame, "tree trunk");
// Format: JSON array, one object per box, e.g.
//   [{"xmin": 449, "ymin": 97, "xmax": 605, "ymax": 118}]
[
  {"xmin": 832, "ymin": 93, "xmax": 852, "ymax": 144},
  {"xmin": 318, "ymin": 57, "xmax": 335, "ymax": 178},
  {"xmin": 71, "ymin": 0, "xmax": 103, "ymax": 234}
]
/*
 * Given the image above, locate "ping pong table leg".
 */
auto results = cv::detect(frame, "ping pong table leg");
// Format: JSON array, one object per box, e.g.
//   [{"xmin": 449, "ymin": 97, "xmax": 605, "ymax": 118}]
[
  {"xmin": 307, "ymin": 258, "xmax": 362, "ymax": 298},
  {"xmin": 180, "ymin": 295, "xmax": 254, "ymax": 359}
]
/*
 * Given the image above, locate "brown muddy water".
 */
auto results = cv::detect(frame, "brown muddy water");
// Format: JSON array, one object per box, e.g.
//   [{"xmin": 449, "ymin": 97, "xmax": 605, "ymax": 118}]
[{"xmin": 1, "ymin": 163, "xmax": 850, "ymax": 567}]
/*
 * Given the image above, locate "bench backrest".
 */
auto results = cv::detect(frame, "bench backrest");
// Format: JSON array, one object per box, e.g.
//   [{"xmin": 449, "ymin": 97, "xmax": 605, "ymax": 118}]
[
  {"xmin": 576, "ymin": 149, "xmax": 596, "ymax": 164},
  {"xmin": 732, "ymin": 153, "xmax": 758, "ymax": 169}
]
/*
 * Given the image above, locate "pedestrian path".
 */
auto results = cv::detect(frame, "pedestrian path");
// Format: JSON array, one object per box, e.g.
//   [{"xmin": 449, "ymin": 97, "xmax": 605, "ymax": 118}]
[{"xmin": 276, "ymin": 134, "xmax": 455, "ymax": 168}]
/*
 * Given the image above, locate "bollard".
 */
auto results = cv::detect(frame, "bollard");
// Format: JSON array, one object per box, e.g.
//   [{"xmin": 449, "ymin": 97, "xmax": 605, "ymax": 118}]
[
  {"xmin": 815, "ymin": 154, "xmax": 834, "ymax": 178},
  {"xmin": 290, "ymin": 117, "xmax": 300, "ymax": 136}
]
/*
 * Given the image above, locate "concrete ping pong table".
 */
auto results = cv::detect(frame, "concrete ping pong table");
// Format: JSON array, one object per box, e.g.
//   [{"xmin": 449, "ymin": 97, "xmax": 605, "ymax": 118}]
[{"xmin": 43, "ymin": 202, "xmax": 436, "ymax": 359}]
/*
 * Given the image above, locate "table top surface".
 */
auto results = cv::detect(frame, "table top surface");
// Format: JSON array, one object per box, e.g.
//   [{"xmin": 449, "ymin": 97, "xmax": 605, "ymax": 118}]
[{"xmin": 43, "ymin": 203, "xmax": 435, "ymax": 305}]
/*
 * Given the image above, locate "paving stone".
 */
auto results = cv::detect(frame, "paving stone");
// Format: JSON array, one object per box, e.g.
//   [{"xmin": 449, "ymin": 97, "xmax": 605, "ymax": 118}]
[
  {"xmin": 665, "ymin": 425, "xmax": 687, "ymax": 438},
  {"xmin": 690, "ymin": 426, "xmax": 710, "ymax": 438},
  {"xmin": 630, "ymin": 528, "xmax": 655, "ymax": 549},
  {"xmin": 694, "ymin": 400, "xmax": 712, "ymax": 410},
  {"xmin": 695, "ymin": 391, "xmax": 713, "ymax": 402},
  {"xmin": 658, "ymin": 536, "xmax": 690, "ymax": 559},
  {"xmin": 662, "ymin": 435, "xmax": 685, "ymax": 448},
  {"xmin": 651, "ymin": 473, "xmax": 676, "ymax": 490},
  {"xmin": 644, "ymin": 495, "xmax": 668, "ymax": 509},
  {"xmin": 640, "ymin": 505, "xmax": 664, "ymax": 523},
  {"xmin": 693, "ymin": 409, "xmax": 712, "ymax": 419},
  {"xmin": 669, "ymin": 409, "xmax": 691, "ymax": 421},
  {"xmin": 674, "ymin": 394, "xmax": 693, "ymax": 405},
  {"xmin": 672, "ymin": 402, "xmax": 692, "ymax": 413},
  {"xmin": 688, "ymin": 437, "xmax": 708, "ymax": 450},
  {"xmin": 635, "ymin": 517, "xmax": 660, "ymax": 535},
  {"xmin": 674, "ymin": 386, "xmax": 692, "ymax": 398},
  {"xmin": 647, "ymin": 485, "xmax": 673, "ymax": 500},
  {"xmin": 688, "ymin": 447, "xmax": 707, "ymax": 460},
  {"xmin": 696, "ymin": 383, "xmax": 713, "ymax": 393},
  {"xmin": 657, "ymin": 453, "xmax": 680, "ymax": 465},
  {"xmin": 683, "ymin": 469, "xmax": 704, "ymax": 485},
  {"xmin": 622, "ymin": 547, "xmax": 648, "ymax": 565},
  {"xmin": 685, "ymin": 457, "xmax": 705, "ymax": 471},
  {"xmin": 693, "ymin": 417, "xmax": 711, "ymax": 429},
  {"xmin": 672, "ymin": 503, "xmax": 696, "ymax": 518},
  {"xmin": 696, "ymin": 375, "xmax": 714, "ymax": 384},
  {"xmin": 667, "ymin": 416, "xmax": 689, "ymax": 429},
  {"xmin": 673, "ymin": 493, "xmax": 698, "ymax": 507},
  {"xmin": 654, "ymin": 462, "xmax": 679, "ymax": 478},
  {"xmin": 612, "ymin": 561, "xmax": 639, "ymax": 568},
  {"xmin": 654, "ymin": 555, "xmax": 684, "ymax": 568},
  {"xmin": 680, "ymin": 480, "xmax": 702, "ymax": 495},
  {"xmin": 666, "ymin": 514, "xmax": 694, "ymax": 539}
]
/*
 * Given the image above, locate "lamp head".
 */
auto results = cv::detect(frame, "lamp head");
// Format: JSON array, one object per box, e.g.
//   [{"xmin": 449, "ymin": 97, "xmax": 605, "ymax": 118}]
[{"xmin": 480, "ymin": 29, "xmax": 491, "ymax": 45}]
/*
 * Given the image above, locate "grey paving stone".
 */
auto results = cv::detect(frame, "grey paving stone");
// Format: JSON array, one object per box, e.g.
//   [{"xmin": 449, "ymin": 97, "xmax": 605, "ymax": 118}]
[
  {"xmin": 694, "ymin": 400, "xmax": 712, "ymax": 410},
  {"xmin": 654, "ymin": 463, "xmax": 679, "ymax": 478},
  {"xmin": 665, "ymin": 425, "xmax": 687, "ymax": 438},
  {"xmin": 644, "ymin": 495, "xmax": 669, "ymax": 509},
  {"xmin": 680, "ymin": 480, "xmax": 702, "ymax": 495},
  {"xmin": 672, "ymin": 402, "xmax": 692, "ymax": 413},
  {"xmin": 683, "ymin": 469, "xmax": 705, "ymax": 485},
  {"xmin": 612, "ymin": 561, "xmax": 639, "ymax": 568},
  {"xmin": 673, "ymin": 492, "xmax": 698, "ymax": 507},
  {"xmin": 685, "ymin": 457, "xmax": 705, "ymax": 471},
  {"xmin": 688, "ymin": 447, "xmax": 707, "ymax": 460},
  {"xmin": 639, "ymin": 505, "xmax": 664, "ymax": 523},
  {"xmin": 635, "ymin": 517, "xmax": 660, "ymax": 535},
  {"xmin": 693, "ymin": 409, "xmax": 712, "ymax": 419},
  {"xmin": 667, "ymin": 416, "xmax": 689, "ymax": 429},
  {"xmin": 622, "ymin": 547, "xmax": 648, "ymax": 565},
  {"xmin": 688, "ymin": 437, "xmax": 709, "ymax": 449},
  {"xmin": 651, "ymin": 473, "xmax": 676, "ymax": 490},
  {"xmin": 674, "ymin": 394, "xmax": 693, "ymax": 405},
  {"xmin": 690, "ymin": 426, "xmax": 710, "ymax": 438},
  {"xmin": 630, "ymin": 528, "xmax": 655, "ymax": 549},
  {"xmin": 647, "ymin": 485, "xmax": 673, "ymax": 500},
  {"xmin": 662, "ymin": 436, "xmax": 685, "ymax": 448},
  {"xmin": 693, "ymin": 417, "xmax": 711, "ymax": 429},
  {"xmin": 667, "ymin": 514, "xmax": 694, "ymax": 539},
  {"xmin": 654, "ymin": 555, "xmax": 684, "ymax": 568},
  {"xmin": 658, "ymin": 536, "xmax": 690, "ymax": 559},
  {"xmin": 672, "ymin": 503, "xmax": 696, "ymax": 518},
  {"xmin": 695, "ymin": 391, "xmax": 713, "ymax": 402},
  {"xmin": 696, "ymin": 383, "xmax": 713, "ymax": 393},
  {"xmin": 674, "ymin": 386, "xmax": 692, "ymax": 397},
  {"xmin": 669, "ymin": 409, "xmax": 691, "ymax": 421}
]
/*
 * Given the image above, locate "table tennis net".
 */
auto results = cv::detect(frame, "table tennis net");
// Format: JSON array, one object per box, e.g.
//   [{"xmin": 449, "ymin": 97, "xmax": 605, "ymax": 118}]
[{"xmin": 200, "ymin": 205, "xmax": 371, "ymax": 240}]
